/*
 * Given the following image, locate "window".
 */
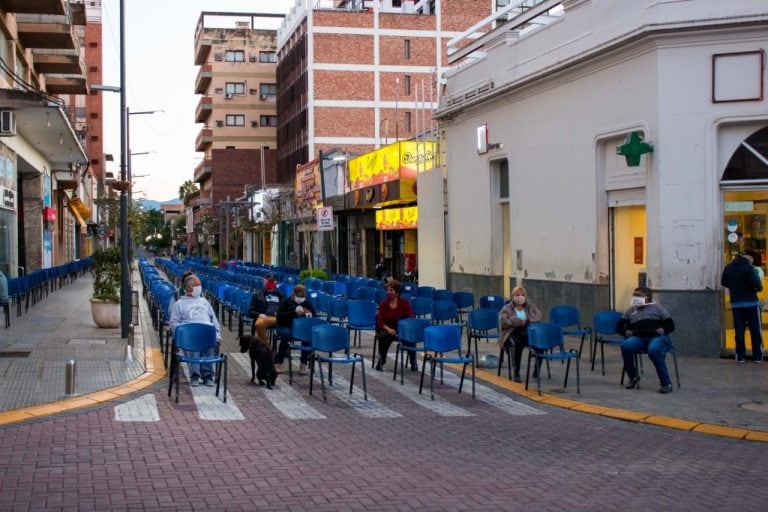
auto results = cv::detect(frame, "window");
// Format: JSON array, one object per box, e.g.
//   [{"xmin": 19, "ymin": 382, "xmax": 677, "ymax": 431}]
[
  {"xmin": 225, "ymin": 82, "xmax": 245, "ymax": 95},
  {"xmin": 404, "ymin": 75, "xmax": 411, "ymax": 96},
  {"xmin": 260, "ymin": 115, "xmax": 277, "ymax": 127},
  {"xmin": 225, "ymin": 50, "xmax": 245, "ymax": 62},
  {"xmin": 498, "ymin": 159, "xmax": 509, "ymax": 200},
  {"xmin": 404, "ymin": 39, "xmax": 411, "ymax": 60},
  {"xmin": 259, "ymin": 83, "xmax": 277, "ymax": 97},
  {"xmin": 404, "ymin": 112, "xmax": 412, "ymax": 132},
  {"xmin": 259, "ymin": 51, "xmax": 277, "ymax": 63},
  {"xmin": 225, "ymin": 114, "xmax": 245, "ymax": 126}
]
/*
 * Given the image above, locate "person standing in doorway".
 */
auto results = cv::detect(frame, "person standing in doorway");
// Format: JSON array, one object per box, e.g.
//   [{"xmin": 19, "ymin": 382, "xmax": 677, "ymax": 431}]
[{"xmin": 722, "ymin": 249, "xmax": 764, "ymax": 363}]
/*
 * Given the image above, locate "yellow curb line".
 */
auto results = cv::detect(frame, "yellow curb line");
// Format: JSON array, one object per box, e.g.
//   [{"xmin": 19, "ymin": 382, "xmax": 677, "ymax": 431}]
[{"xmin": 0, "ymin": 344, "xmax": 166, "ymax": 427}]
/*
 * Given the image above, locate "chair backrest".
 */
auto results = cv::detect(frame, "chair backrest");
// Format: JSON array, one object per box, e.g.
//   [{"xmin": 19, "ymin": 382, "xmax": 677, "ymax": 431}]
[
  {"xmin": 311, "ymin": 324, "xmax": 350, "ymax": 353},
  {"xmin": 397, "ymin": 318, "xmax": 431, "ymax": 344},
  {"xmin": 292, "ymin": 316, "xmax": 328, "ymax": 343},
  {"xmin": 479, "ymin": 295, "xmax": 506, "ymax": 311},
  {"xmin": 277, "ymin": 283, "xmax": 294, "ymax": 298},
  {"xmin": 328, "ymin": 298, "xmax": 349, "ymax": 321},
  {"xmin": 527, "ymin": 323, "xmax": 565, "ymax": 351},
  {"xmin": 347, "ymin": 300, "xmax": 377, "ymax": 326},
  {"xmin": 374, "ymin": 288, "xmax": 388, "ymax": 303},
  {"xmin": 452, "ymin": 291, "xmax": 475, "ymax": 311},
  {"xmin": 356, "ymin": 286, "xmax": 377, "ymax": 301},
  {"xmin": 549, "ymin": 305, "xmax": 581, "ymax": 328},
  {"xmin": 424, "ymin": 324, "xmax": 462, "ymax": 353},
  {"xmin": 467, "ymin": 307, "xmax": 499, "ymax": 331},
  {"xmin": 174, "ymin": 323, "xmax": 218, "ymax": 352},
  {"xmin": 417, "ymin": 286, "xmax": 436, "ymax": 298},
  {"xmin": 402, "ymin": 283, "xmax": 417, "ymax": 295},
  {"xmin": 593, "ymin": 310, "xmax": 623, "ymax": 336},
  {"xmin": 304, "ymin": 277, "xmax": 322, "ymax": 291},
  {"xmin": 410, "ymin": 296, "xmax": 433, "ymax": 318},
  {"xmin": 432, "ymin": 289, "xmax": 454, "ymax": 302},
  {"xmin": 432, "ymin": 299, "xmax": 458, "ymax": 323}
]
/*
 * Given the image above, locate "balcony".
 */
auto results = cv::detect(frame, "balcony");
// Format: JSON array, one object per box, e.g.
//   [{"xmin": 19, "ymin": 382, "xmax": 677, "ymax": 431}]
[
  {"xmin": 17, "ymin": 13, "xmax": 78, "ymax": 50},
  {"xmin": 194, "ymin": 64, "xmax": 213, "ymax": 93},
  {"xmin": 44, "ymin": 74, "xmax": 87, "ymax": 94},
  {"xmin": 0, "ymin": 0, "xmax": 66, "ymax": 15},
  {"xmin": 195, "ymin": 127, "xmax": 213, "ymax": 152},
  {"xmin": 195, "ymin": 95, "xmax": 213, "ymax": 123},
  {"xmin": 194, "ymin": 157, "xmax": 214, "ymax": 183},
  {"xmin": 31, "ymin": 49, "xmax": 84, "ymax": 75}
]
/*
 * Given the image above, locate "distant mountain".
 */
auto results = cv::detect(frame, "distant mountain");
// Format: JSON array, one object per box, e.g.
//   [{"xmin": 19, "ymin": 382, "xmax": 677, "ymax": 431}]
[{"xmin": 137, "ymin": 198, "xmax": 181, "ymax": 211}]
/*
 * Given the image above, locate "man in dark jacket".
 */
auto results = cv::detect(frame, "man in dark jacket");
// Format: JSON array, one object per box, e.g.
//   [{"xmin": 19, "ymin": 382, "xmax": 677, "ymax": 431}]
[
  {"xmin": 721, "ymin": 250, "xmax": 763, "ymax": 363},
  {"xmin": 617, "ymin": 286, "xmax": 676, "ymax": 394},
  {"xmin": 248, "ymin": 273, "xmax": 284, "ymax": 346}
]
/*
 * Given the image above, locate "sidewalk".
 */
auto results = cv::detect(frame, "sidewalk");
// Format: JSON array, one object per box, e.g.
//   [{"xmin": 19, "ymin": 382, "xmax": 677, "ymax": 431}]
[{"xmin": 0, "ymin": 267, "xmax": 766, "ymax": 441}]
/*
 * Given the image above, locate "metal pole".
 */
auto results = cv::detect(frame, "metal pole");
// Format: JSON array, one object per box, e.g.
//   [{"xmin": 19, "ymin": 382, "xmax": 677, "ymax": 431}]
[
  {"xmin": 65, "ymin": 359, "xmax": 76, "ymax": 396},
  {"xmin": 395, "ymin": 77, "xmax": 399, "ymax": 142},
  {"xmin": 119, "ymin": 0, "xmax": 131, "ymax": 338}
]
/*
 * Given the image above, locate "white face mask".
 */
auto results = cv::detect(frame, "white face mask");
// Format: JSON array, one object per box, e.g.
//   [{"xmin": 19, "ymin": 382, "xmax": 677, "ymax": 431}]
[
  {"xmin": 630, "ymin": 296, "xmax": 645, "ymax": 307},
  {"xmin": 294, "ymin": 296, "xmax": 305, "ymax": 304},
  {"xmin": 512, "ymin": 295, "xmax": 526, "ymax": 305},
  {"xmin": 191, "ymin": 285, "xmax": 203, "ymax": 298}
]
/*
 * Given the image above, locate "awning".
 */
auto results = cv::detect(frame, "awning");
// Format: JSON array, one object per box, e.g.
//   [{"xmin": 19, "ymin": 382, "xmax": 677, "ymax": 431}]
[
  {"xmin": 69, "ymin": 195, "xmax": 92, "ymax": 218},
  {"xmin": 67, "ymin": 201, "xmax": 87, "ymax": 232}
]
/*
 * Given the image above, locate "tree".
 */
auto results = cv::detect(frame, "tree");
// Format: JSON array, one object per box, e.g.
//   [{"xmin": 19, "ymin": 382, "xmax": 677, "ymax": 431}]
[{"xmin": 178, "ymin": 180, "xmax": 198, "ymax": 202}]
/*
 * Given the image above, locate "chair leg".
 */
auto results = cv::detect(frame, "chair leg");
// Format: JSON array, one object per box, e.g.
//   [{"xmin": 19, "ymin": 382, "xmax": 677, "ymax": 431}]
[
  {"xmin": 430, "ymin": 357, "xmax": 437, "ymax": 401},
  {"xmin": 672, "ymin": 351, "xmax": 681, "ymax": 388},
  {"xmin": 393, "ymin": 344, "xmax": 400, "ymax": 382},
  {"xmin": 222, "ymin": 356, "xmax": 228, "ymax": 403},
  {"xmin": 360, "ymin": 357, "xmax": 368, "ymax": 400},
  {"xmin": 349, "ymin": 357, "xmax": 355, "ymax": 395},
  {"xmin": 418, "ymin": 354, "xmax": 428, "ymax": 394},
  {"xmin": 309, "ymin": 354, "xmax": 315, "ymax": 396},
  {"xmin": 288, "ymin": 351, "xmax": 294, "ymax": 385},
  {"xmin": 458, "ymin": 362, "xmax": 466, "ymax": 394},
  {"xmin": 372, "ymin": 334, "xmax": 378, "ymax": 369},
  {"xmin": 318, "ymin": 356, "xmax": 327, "ymax": 401},
  {"xmin": 575, "ymin": 358, "xmax": 580, "ymax": 394}
]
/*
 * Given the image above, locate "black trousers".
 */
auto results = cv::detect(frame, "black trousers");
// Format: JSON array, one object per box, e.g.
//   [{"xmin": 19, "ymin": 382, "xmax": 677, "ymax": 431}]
[
  {"xmin": 505, "ymin": 328, "xmax": 528, "ymax": 376},
  {"xmin": 378, "ymin": 332, "xmax": 417, "ymax": 367}
]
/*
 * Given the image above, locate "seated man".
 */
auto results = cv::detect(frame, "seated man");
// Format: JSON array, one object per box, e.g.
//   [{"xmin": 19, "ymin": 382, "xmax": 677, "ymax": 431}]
[
  {"xmin": 248, "ymin": 273, "xmax": 284, "ymax": 346},
  {"xmin": 169, "ymin": 273, "xmax": 221, "ymax": 387},
  {"xmin": 617, "ymin": 286, "xmax": 676, "ymax": 394}
]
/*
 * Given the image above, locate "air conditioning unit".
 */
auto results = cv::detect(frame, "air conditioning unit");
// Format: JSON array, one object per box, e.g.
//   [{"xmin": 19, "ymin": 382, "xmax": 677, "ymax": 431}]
[
  {"xmin": 0, "ymin": 110, "xmax": 16, "ymax": 136},
  {"xmin": 214, "ymin": 53, "xmax": 223, "ymax": 61},
  {"xmin": 224, "ymin": 93, "xmax": 233, "ymax": 99},
  {"xmin": 249, "ymin": 56, "xmax": 257, "ymax": 62},
  {"xmin": 216, "ymin": 120, "xmax": 224, "ymax": 127},
  {"xmin": 250, "ymin": 121, "xmax": 258, "ymax": 128},
  {"xmin": 259, "ymin": 94, "xmax": 266, "ymax": 100}
]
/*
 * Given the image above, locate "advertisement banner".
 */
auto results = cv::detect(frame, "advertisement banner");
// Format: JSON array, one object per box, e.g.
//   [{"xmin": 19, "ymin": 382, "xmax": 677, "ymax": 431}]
[
  {"xmin": 295, "ymin": 159, "xmax": 321, "ymax": 218},
  {"xmin": 348, "ymin": 141, "xmax": 436, "ymax": 191},
  {"xmin": 375, "ymin": 206, "xmax": 418, "ymax": 230}
]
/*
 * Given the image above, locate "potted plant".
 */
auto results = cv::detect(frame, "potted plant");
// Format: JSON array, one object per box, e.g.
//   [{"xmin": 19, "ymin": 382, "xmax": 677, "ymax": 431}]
[{"xmin": 90, "ymin": 246, "xmax": 121, "ymax": 328}]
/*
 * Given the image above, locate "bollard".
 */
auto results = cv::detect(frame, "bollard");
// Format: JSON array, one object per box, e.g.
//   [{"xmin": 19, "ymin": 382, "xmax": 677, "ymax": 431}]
[
  {"xmin": 65, "ymin": 359, "xmax": 76, "ymax": 396},
  {"xmin": 126, "ymin": 324, "xmax": 134, "ymax": 363},
  {"xmin": 127, "ymin": 323, "xmax": 135, "ymax": 347}
]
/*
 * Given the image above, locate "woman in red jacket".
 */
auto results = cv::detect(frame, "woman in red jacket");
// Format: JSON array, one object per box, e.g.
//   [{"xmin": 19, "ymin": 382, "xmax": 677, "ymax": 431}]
[{"xmin": 375, "ymin": 280, "xmax": 414, "ymax": 371}]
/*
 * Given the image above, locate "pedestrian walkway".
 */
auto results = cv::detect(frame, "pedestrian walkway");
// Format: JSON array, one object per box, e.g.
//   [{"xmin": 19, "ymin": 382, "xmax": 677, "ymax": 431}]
[{"xmin": 0, "ymin": 264, "xmax": 766, "ymax": 443}]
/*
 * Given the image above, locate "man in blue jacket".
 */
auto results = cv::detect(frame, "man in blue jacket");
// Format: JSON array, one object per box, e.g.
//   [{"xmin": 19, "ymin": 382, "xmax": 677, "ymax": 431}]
[{"xmin": 721, "ymin": 249, "xmax": 763, "ymax": 364}]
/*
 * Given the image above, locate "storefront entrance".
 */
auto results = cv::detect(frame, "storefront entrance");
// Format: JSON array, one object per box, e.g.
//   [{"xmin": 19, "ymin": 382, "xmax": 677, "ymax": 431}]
[{"xmin": 609, "ymin": 205, "xmax": 647, "ymax": 312}]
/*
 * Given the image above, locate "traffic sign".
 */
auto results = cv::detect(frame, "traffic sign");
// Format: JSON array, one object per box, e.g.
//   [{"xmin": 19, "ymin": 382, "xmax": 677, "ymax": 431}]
[{"xmin": 316, "ymin": 206, "xmax": 334, "ymax": 231}]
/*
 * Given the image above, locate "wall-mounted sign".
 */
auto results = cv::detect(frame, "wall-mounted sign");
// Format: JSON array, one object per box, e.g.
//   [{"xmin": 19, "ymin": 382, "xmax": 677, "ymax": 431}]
[
  {"xmin": 295, "ymin": 159, "xmax": 321, "ymax": 218},
  {"xmin": 375, "ymin": 206, "xmax": 418, "ymax": 230},
  {"xmin": 724, "ymin": 201, "xmax": 754, "ymax": 212},
  {"xmin": 316, "ymin": 206, "xmax": 333, "ymax": 231},
  {"xmin": 348, "ymin": 141, "xmax": 436, "ymax": 191}
]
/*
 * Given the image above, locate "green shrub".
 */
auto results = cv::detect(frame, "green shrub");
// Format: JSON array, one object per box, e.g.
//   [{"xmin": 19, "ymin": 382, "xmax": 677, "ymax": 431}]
[
  {"xmin": 299, "ymin": 269, "xmax": 328, "ymax": 282},
  {"xmin": 92, "ymin": 246, "xmax": 121, "ymax": 301}
]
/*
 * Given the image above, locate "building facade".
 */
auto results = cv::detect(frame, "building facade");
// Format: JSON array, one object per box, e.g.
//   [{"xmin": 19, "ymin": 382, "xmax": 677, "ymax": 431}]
[
  {"xmin": 0, "ymin": 0, "xmax": 92, "ymax": 277},
  {"xmin": 190, "ymin": 12, "xmax": 281, "ymax": 262},
  {"xmin": 433, "ymin": 0, "xmax": 768, "ymax": 356},
  {"xmin": 276, "ymin": 0, "xmax": 491, "ymax": 277}
]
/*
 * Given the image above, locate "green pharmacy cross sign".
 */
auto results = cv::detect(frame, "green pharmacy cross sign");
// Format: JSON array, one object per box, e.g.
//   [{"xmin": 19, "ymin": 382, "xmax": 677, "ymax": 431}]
[{"xmin": 616, "ymin": 131, "xmax": 653, "ymax": 167}]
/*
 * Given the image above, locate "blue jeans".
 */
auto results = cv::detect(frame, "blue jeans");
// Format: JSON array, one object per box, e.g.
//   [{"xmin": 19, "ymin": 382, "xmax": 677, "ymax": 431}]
[
  {"xmin": 186, "ymin": 345, "xmax": 216, "ymax": 381},
  {"xmin": 620, "ymin": 335, "xmax": 672, "ymax": 387}
]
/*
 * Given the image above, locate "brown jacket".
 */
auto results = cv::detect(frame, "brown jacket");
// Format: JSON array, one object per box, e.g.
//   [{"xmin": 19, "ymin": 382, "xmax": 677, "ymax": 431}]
[{"xmin": 499, "ymin": 301, "xmax": 542, "ymax": 347}]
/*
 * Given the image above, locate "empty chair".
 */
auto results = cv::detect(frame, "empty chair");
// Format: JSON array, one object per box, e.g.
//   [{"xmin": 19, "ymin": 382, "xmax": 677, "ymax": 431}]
[
  {"xmin": 304, "ymin": 277, "xmax": 322, "ymax": 291},
  {"xmin": 432, "ymin": 300, "xmax": 461, "ymax": 336},
  {"xmin": 168, "ymin": 323, "xmax": 227, "ymax": 403},
  {"xmin": 452, "ymin": 291, "xmax": 475, "ymax": 324},
  {"xmin": 327, "ymin": 298, "xmax": 349, "ymax": 326},
  {"xmin": 417, "ymin": 286, "xmax": 436, "ymax": 298},
  {"xmin": 410, "ymin": 296, "xmax": 433, "ymax": 320},
  {"xmin": 432, "ymin": 289, "xmax": 454, "ymax": 302},
  {"xmin": 347, "ymin": 300, "xmax": 378, "ymax": 354},
  {"xmin": 277, "ymin": 282, "xmax": 294, "ymax": 298},
  {"xmin": 549, "ymin": 305, "xmax": 592, "ymax": 360},
  {"xmin": 356, "ymin": 286, "xmax": 377, "ymax": 301},
  {"xmin": 393, "ymin": 318, "xmax": 431, "ymax": 385},
  {"xmin": 419, "ymin": 324, "xmax": 475, "ymax": 400},
  {"xmin": 465, "ymin": 308, "xmax": 501, "ymax": 373},
  {"xmin": 310, "ymin": 324, "xmax": 367, "ymax": 401},
  {"xmin": 479, "ymin": 294, "xmax": 505, "ymax": 311},
  {"xmin": 525, "ymin": 322, "xmax": 580, "ymax": 395},
  {"xmin": 591, "ymin": 310, "xmax": 624, "ymax": 375}
]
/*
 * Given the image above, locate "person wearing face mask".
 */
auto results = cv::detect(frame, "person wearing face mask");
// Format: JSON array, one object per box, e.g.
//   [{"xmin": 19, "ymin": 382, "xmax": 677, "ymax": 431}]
[
  {"xmin": 499, "ymin": 286, "xmax": 542, "ymax": 382},
  {"xmin": 375, "ymin": 280, "xmax": 414, "ymax": 371},
  {"xmin": 169, "ymin": 273, "xmax": 221, "ymax": 387},
  {"xmin": 617, "ymin": 286, "xmax": 676, "ymax": 393},
  {"xmin": 248, "ymin": 273, "xmax": 285, "ymax": 346},
  {"xmin": 275, "ymin": 285, "xmax": 316, "ymax": 374}
]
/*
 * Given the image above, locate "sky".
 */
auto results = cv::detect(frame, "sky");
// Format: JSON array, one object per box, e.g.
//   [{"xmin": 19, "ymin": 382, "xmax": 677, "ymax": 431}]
[{"xmin": 100, "ymin": 0, "xmax": 294, "ymax": 202}]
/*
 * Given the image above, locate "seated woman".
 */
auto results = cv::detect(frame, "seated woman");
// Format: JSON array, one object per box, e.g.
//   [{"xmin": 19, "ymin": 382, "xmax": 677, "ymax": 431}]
[
  {"xmin": 274, "ymin": 285, "xmax": 316, "ymax": 374},
  {"xmin": 499, "ymin": 286, "xmax": 542, "ymax": 382},
  {"xmin": 617, "ymin": 286, "xmax": 675, "ymax": 394},
  {"xmin": 375, "ymin": 280, "xmax": 414, "ymax": 372}
]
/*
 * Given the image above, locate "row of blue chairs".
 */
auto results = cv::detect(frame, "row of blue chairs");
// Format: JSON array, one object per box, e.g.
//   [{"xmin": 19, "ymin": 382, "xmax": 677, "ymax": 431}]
[{"xmin": 4, "ymin": 258, "xmax": 92, "ymax": 328}]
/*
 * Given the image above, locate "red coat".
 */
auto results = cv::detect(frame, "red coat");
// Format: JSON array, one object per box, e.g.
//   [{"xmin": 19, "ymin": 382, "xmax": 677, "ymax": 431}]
[{"xmin": 376, "ymin": 297, "xmax": 414, "ymax": 333}]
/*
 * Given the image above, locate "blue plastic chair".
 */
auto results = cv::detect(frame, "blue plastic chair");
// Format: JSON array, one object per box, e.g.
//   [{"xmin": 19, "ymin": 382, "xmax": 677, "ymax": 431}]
[
  {"xmin": 346, "ymin": 300, "xmax": 378, "ymax": 357},
  {"xmin": 288, "ymin": 316, "xmax": 327, "ymax": 384},
  {"xmin": 432, "ymin": 300, "xmax": 462, "ymax": 337},
  {"xmin": 168, "ymin": 323, "xmax": 227, "ymax": 403},
  {"xmin": 310, "ymin": 324, "xmax": 367, "ymax": 401},
  {"xmin": 419, "ymin": 324, "xmax": 475, "ymax": 400},
  {"xmin": 479, "ymin": 294, "xmax": 505, "ymax": 311},
  {"xmin": 525, "ymin": 323, "xmax": 580, "ymax": 395},
  {"xmin": 591, "ymin": 310, "xmax": 624, "ymax": 375},
  {"xmin": 393, "ymin": 318, "xmax": 431, "ymax": 385},
  {"xmin": 432, "ymin": 289, "xmax": 453, "ymax": 302},
  {"xmin": 463, "ymin": 307, "xmax": 502, "ymax": 373},
  {"xmin": 410, "ymin": 296, "xmax": 433, "ymax": 320},
  {"xmin": 452, "ymin": 291, "xmax": 475, "ymax": 324},
  {"xmin": 416, "ymin": 286, "xmax": 436, "ymax": 298},
  {"xmin": 277, "ymin": 282, "xmax": 294, "ymax": 298},
  {"xmin": 549, "ymin": 305, "xmax": 592, "ymax": 360},
  {"xmin": 356, "ymin": 286, "xmax": 377, "ymax": 301},
  {"xmin": 327, "ymin": 298, "xmax": 349, "ymax": 326}
]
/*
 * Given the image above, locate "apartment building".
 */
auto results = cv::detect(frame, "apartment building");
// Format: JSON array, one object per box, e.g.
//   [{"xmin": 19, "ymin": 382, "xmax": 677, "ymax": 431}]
[
  {"xmin": 0, "ymin": 0, "xmax": 91, "ymax": 277},
  {"xmin": 275, "ymin": 0, "xmax": 491, "ymax": 275},
  {"xmin": 190, "ymin": 12, "xmax": 282, "ymax": 262}
]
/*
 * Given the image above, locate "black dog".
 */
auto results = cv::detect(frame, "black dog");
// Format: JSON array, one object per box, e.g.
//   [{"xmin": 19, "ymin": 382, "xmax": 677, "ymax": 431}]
[{"xmin": 238, "ymin": 335, "xmax": 277, "ymax": 389}]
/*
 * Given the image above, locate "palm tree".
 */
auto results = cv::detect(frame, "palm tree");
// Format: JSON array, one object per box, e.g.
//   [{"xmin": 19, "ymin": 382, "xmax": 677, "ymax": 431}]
[{"xmin": 178, "ymin": 180, "xmax": 198, "ymax": 201}]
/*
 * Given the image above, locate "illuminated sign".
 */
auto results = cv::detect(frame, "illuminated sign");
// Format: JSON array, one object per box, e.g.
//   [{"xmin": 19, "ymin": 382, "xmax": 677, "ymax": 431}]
[
  {"xmin": 375, "ymin": 206, "xmax": 418, "ymax": 230},
  {"xmin": 349, "ymin": 141, "xmax": 436, "ymax": 191}
]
